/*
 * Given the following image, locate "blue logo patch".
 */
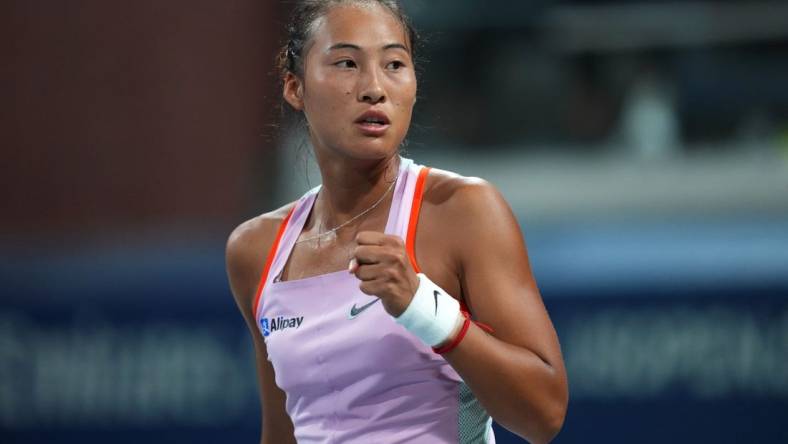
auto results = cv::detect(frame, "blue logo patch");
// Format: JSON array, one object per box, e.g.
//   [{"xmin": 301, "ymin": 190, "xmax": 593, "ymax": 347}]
[{"xmin": 260, "ymin": 318, "xmax": 270, "ymax": 337}]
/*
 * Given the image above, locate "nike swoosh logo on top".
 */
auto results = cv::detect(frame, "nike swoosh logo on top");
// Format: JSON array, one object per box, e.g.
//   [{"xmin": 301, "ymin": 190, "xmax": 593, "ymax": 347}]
[
  {"xmin": 434, "ymin": 290, "xmax": 439, "ymax": 316},
  {"xmin": 348, "ymin": 298, "xmax": 381, "ymax": 319}
]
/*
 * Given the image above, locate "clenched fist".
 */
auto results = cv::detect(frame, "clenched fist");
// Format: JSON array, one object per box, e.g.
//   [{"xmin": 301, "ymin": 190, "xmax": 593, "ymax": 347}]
[{"xmin": 348, "ymin": 231, "xmax": 420, "ymax": 317}]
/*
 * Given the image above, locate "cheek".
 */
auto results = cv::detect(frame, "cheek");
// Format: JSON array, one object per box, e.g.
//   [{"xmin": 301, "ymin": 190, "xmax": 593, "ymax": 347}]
[
  {"xmin": 393, "ymin": 76, "xmax": 417, "ymax": 109},
  {"xmin": 303, "ymin": 92, "xmax": 349, "ymax": 135},
  {"xmin": 393, "ymin": 86, "xmax": 417, "ymax": 116},
  {"xmin": 304, "ymin": 69, "xmax": 351, "ymax": 109}
]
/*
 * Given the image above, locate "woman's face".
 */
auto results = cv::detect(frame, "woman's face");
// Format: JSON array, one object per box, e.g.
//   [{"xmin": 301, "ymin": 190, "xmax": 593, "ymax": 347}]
[{"xmin": 284, "ymin": 3, "xmax": 417, "ymax": 161}]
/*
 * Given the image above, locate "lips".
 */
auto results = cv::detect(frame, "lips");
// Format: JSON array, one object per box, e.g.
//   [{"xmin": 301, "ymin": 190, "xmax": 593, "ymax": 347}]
[{"xmin": 355, "ymin": 110, "xmax": 391, "ymax": 136}]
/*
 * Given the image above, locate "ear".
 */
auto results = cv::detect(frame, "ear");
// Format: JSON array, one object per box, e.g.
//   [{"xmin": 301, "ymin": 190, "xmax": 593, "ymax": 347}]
[{"xmin": 283, "ymin": 72, "xmax": 305, "ymax": 111}]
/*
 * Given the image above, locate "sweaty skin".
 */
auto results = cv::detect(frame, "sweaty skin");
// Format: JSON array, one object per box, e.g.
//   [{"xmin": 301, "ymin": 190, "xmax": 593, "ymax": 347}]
[{"xmin": 226, "ymin": 3, "xmax": 568, "ymax": 444}]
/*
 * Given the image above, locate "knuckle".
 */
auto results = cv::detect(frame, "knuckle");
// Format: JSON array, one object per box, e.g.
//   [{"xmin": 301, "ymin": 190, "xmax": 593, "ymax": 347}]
[{"xmin": 395, "ymin": 250, "xmax": 407, "ymax": 265}]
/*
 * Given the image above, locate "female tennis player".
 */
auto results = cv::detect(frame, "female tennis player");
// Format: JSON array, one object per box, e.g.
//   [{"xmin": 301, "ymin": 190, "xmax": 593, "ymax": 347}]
[{"xmin": 226, "ymin": 1, "xmax": 568, "ymax": 442}]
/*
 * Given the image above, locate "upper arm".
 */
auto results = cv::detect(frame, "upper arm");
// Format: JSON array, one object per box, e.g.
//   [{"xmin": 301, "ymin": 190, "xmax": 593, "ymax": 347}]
[
  {"xmin": 226, "ymin": 211, "xmax": 296, "ymax": 444},
  {"xmin": 433, "ymin": 177, "xmax": 565, "ymax": 371}
]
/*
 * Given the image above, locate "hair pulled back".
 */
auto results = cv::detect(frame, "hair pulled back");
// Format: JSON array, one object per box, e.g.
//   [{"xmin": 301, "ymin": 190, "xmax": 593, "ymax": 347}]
[{"xmin": 276, "ymin": 0, "xmax": 420, "ymax": 80}]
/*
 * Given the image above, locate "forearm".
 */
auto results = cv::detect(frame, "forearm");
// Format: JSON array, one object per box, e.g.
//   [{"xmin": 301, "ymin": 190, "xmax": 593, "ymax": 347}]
[{"xmin": 441, "ymin": 323, "xmax": 568, "ymax": 444}]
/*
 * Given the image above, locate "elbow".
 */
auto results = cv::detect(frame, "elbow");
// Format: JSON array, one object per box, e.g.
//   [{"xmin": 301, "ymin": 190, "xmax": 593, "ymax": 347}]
[
  {"xmin": 541, "ymin": 399, "xmax": 568, "ymax": 443},
  {"xmin": 515, "ymin": 399, "xmax": 565, "ymax": 444},
  {"xmin": 504, "ymin": 379, "xmax": 568, "ymax": 444},
  {"xmin": 534, "ymin": 383, "xmax": 569, "ymax": 444},
  {"xmin": 499, "ymin": 402, "xmax": 566, "ymax": 444}
]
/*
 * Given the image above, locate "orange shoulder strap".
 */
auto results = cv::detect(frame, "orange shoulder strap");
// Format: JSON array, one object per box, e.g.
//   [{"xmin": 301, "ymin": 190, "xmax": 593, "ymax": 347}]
[
  {"xmin": 252, "ymin": 206, "xmax": 295, "ymax": 318},
  {"xmin": 406, "ymin": 166, "xmax": 431, "ymax": 273}
]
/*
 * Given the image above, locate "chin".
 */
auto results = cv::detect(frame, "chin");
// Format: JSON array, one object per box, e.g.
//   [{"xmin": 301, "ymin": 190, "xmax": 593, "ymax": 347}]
[{"xmin": 342, "ymin": 138, "xmax": 400, "ymax": 160}]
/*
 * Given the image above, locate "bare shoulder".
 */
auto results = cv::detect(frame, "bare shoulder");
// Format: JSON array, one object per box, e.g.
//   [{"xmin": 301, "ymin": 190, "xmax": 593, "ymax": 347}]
[
  {"xmin": 226, "ymin": 202, "xmax": 296, "ymax": 263},
  {"xmin": 225, "ymin": 201, "xmax": 297, "ymax": 316},
  {"xmin": 414, "ymin": 166, "xmax": 519, "ymax": 297},
  {"xmin": 421, "ymin": 167, "xmax": 510, "ymax": 220},
  {"xmin": 419, "ymin": 166, "xmax": 523, "ymax": 261}
]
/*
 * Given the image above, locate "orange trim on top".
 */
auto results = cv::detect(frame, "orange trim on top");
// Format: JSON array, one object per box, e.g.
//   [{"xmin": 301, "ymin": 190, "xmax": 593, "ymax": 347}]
[
  {"xmin": 252, "ymin": 206, "xmax": 295, "ymax": 319},
  {"xmin": 405, "ymin": 167, "xmax": 496, "ymax": 336},
  {"xmin": 406, "ymin": 166, "xmax": 431, "ymax": 273}
]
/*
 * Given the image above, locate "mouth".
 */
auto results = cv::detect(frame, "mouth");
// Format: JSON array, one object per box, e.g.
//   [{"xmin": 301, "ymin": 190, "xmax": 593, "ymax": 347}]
[{"xmin": 355, "ymin": 110, "xmax": 391, "ymax": 136}]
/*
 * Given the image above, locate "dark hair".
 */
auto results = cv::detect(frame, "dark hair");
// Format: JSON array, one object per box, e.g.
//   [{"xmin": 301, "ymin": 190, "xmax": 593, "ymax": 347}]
[{"xmin": 276, "ymin": 0, "xmax": 420, "ymax": 80}]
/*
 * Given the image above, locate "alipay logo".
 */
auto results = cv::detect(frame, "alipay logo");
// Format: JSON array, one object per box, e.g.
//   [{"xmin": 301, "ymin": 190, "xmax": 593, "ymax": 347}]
[{"xmin": 260, "ymin": 315, "xmax": 303, "ymax": 337}]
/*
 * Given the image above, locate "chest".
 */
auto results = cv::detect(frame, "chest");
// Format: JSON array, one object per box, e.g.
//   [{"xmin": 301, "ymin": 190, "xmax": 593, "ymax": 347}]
[
  {"xmin": 259, "ymin": 272, "xmax": 443, "ymax": 398},
  {"xmin": 278, "ymin": 208, "xmax": 391, "ymax": 282}
]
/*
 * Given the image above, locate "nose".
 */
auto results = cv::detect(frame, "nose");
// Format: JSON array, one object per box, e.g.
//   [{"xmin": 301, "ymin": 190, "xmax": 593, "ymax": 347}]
[{"xmin": 357, "ymin": 66, "xmax": 386, "ymax": 104}]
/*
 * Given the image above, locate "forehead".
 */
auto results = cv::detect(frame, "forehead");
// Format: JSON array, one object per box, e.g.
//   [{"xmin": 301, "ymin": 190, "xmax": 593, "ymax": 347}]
[{"xmin": 309, "ymin": 3, "xmax": 410, "ymax": 51}]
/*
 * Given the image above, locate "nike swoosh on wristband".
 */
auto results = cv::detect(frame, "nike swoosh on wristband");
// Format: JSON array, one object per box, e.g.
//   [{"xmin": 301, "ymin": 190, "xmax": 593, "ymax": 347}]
[
  {"xmin": 434, "ymin": 290, "xmax": 439, "ymax": 316},
  {"xmin": 348, "ymin": 298, "xmax": 381, "ymax": 319}
]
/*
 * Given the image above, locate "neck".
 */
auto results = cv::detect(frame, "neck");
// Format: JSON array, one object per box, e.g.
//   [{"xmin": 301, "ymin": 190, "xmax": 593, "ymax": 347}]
[{"xmin": 311, "ymin": 151, "xmax": 401, "ymax": 230}]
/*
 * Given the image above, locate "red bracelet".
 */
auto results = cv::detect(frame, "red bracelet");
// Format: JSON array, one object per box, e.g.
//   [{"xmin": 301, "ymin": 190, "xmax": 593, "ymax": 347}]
[
  {"xmin": 432, "ymin": 316, "xmax": 471, "ymax": 354},
  {"xmin": 473, "ymin": 320, "xmax": 494, "ymax": 334}
]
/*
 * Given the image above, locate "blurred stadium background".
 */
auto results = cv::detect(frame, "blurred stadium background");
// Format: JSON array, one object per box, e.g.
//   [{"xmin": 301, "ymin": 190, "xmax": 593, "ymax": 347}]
[{"xmin": 2, "ymin": 1, "xmax": 787, "ymax": 443}]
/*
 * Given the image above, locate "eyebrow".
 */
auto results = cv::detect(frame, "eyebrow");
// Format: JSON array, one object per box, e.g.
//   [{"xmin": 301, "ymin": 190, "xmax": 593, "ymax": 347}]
[{"xmin": 328, "ymin": 42, "xmax": 410, "ymax": 52}]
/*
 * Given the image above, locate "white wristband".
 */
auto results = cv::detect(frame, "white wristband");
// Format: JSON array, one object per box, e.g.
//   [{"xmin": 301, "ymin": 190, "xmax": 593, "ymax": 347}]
[{"xmin": 395, "ymin": 273, "xmax": 462, "ymax": 347}]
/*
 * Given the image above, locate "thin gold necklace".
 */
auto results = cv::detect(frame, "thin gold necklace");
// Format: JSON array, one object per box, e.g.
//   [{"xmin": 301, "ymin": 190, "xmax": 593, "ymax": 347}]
[{"xmin": 294, "ymin": 177, "xmax": 397, "ymax": 244}]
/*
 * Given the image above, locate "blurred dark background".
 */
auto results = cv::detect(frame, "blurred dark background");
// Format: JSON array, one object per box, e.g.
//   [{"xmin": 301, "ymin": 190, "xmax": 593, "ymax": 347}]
[{"xmin": 2, "ymin": 1, "xmax": 787, "ymax": 443}]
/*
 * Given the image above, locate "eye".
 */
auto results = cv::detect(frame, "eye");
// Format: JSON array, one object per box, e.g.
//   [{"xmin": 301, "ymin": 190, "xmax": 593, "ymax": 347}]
[
  {"xmin": 335, "ymin": 59, "xmax": 357, "ymax": 69},
  {"xmin": 386, "ymin": 60, "xmax": 406, "ymax": 70}
]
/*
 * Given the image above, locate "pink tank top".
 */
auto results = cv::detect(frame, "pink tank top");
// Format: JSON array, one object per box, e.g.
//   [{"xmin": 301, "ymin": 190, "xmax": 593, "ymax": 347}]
[{"xmin": 254, "ymin": 157, "xmax": 495, "ymax": 443}]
